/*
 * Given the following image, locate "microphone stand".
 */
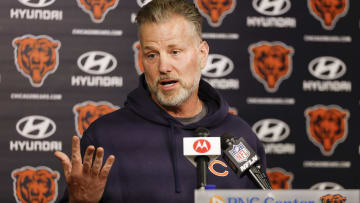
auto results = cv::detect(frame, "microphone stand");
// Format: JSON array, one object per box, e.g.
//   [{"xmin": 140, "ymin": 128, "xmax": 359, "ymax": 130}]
[
  {"xmin": 194, "ymin": 127, "xmax": 210, "ymax": 190},
  {"xmin": 195, "ymin": 155, "xmax": 209, "ymax": 189}
]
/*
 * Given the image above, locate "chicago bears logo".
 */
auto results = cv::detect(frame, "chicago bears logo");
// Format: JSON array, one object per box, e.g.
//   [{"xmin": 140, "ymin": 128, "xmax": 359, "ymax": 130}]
[
  {"xmin": 208, "ymin": 160, "xmax": 229, "ymax": 177},
  {"xmin": 249, "ymin": 42, "xmax": 294, "ymax": 93},
  {"xmin": 132, "ymin": 41, "xmax": 144, "ymax": 75},
  {"xmin": 305, "ymin": 105, "xmax": 349, "ymax": 156},
  {"xmin": 12, "ymin": 35, "xmax": 60, "ymax": 87},
  {"xmin": 73, "ymin": 101, "xmax": 119, "ymax": 137},
  {"xmin": 266, "ymin": 168, "xmax": 293, "ymax": 189},
  {"xmin": 194, "ymin": 0, "xmax": 236, "ymax": 27},
  {"xmin": 308, "ymin": 0, "xmax": 349, "ymax": 30},
  {"xmin": 320, "ymin": 194, "xmax": 347, "ymax": 203},
  {"xmin": 11, "ymin": 166, "xmax": 60, "ymax": 203},
  {"xmin": 77, "ymin": 0, "xmax": 119, "ymax": 23}
]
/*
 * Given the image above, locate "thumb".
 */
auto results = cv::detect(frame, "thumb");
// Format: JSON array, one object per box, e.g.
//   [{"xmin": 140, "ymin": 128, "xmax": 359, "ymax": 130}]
[{"xmin": 54, "ymin": 151, "xmax": 72, "ymax": 182}]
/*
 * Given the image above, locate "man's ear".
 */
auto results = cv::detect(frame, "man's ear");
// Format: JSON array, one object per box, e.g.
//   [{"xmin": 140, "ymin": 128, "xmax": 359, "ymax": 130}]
[{"xmin": 199, "ymin": 40, "xmax": 209, "ymax": 70}]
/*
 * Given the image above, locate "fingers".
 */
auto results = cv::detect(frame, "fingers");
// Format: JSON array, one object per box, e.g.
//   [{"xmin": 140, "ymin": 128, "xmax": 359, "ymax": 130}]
[
  {"xmin": 82, "ymin": 145, "xmax": 95, "ymax": 174},
  {"xmin": 54, "ymin": 151, "xmax": 72, "ymax": 182},
  {"xmin": 71, "ymin": 136, "xmax": 82, "ymax": 170},
  {"xmin": 59, "ymin": 135, "xmax": 112, "ymax": 181},
  {"xmin": 99, "ymin": 155, "xmax": 115, "ymax": 179},
  {"xmin": 91, "ymin": 147, "xmax": 104, "ymax": 176}
]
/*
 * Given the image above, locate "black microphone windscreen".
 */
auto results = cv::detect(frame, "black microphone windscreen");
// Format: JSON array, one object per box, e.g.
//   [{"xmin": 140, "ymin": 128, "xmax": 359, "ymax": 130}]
[
  {"xmin": 221, "ymin": 132, "xmax": 234, "ymax": 150},
  {"xmin": 194, "ymin": 127, "xmax": 210, "ymax": 137}
]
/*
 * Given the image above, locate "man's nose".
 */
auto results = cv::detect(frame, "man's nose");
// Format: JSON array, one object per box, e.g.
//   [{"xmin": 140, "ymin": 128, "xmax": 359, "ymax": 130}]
[{"xmin": 158, "ymin": 53, "xmax": 172, "ymax": 73}]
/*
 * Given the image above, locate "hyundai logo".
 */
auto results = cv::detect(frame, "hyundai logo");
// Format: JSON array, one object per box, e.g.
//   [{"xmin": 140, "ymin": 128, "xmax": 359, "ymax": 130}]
[
  {"xmin": 202, "ymin": 54, "xmax": 234, "ymax": 78},
  {"xmin": 77, "ymin": 51, "xmax": 117, "ymax": 75},
  {"xmin": 308, "ymin": 56, "xmax": 346, "ymax": 80},
  {"xmin": 16, "ymin": 115, "xmax": 56, "ymax": 139},
  {"xmin": 253, "ymin": 0, "xmax": 291, "ymax": 16},
  {"xmin": 18, "ymin": 0, "xmax": 56, "ymax": 8},
  {"xmin": 252, "ymin": 119, "xmax": 290, "ymax": 142}
]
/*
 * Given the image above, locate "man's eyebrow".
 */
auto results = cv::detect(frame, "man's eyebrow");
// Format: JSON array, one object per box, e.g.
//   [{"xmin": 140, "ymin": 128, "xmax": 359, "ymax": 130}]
[
  {"xmin": 142, "ymin": 43, "xmax": 182, "ymax": 50},
  {"xmin": 142, "ymin": 45, "xmax": 157, "ymax": 50},
  {"xmin": 167, "ymin": 44, "xmax": 180, "ymax": 48}
]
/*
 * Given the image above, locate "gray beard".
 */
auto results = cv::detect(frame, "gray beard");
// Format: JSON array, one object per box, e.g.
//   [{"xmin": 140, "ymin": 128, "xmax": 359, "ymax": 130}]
[
  {"xmin": 154, "ymin": 81, "xmax": 198, "ymax": 107},
  {"xmin": 146, "ymin": 73, "xmax": 201, "ymax": 107}
]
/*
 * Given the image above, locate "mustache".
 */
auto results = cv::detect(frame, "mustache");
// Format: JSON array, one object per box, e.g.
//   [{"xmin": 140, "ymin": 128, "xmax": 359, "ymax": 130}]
[{"xmin": 155, "ymin": 74, "xmax": 181, "ymax": 84}]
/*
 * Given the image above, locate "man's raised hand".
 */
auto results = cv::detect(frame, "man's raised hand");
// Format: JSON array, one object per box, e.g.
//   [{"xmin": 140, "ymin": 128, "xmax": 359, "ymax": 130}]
[{"xmin": 54, "ymin": 136, "xmax": 115, "ymax": 203}]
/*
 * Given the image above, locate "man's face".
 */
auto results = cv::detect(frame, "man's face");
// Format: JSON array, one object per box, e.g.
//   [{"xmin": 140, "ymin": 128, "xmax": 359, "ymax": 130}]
[{"xmin": 139, "ymin": 15, "xmax": 208, "ymax": 107}]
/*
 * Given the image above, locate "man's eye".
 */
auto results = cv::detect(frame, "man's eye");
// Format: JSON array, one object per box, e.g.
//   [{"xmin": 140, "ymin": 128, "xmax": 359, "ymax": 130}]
[
  {"xmin": 146, "ymin": 53, "xmax": 156, "ymax": 59},
  {"xmin": 172, "ymin": 50, "xmax": 180, "ymax": 55}
]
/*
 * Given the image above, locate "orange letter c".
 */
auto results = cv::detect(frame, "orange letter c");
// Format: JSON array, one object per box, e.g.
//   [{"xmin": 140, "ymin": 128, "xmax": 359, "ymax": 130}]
[{"xmin": 208, "ymin": 160, "xmax": 229, "ymax": 177}]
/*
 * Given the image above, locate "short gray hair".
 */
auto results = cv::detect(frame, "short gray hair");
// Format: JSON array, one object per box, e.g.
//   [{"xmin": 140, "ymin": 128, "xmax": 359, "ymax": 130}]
[{"xmin": 136, "ymin": 0, "xmax": 203, "ymax": 39}]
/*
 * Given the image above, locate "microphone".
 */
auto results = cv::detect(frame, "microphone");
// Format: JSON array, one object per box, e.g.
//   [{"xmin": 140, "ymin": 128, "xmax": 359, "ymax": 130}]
[
  {"xmin": 183, "ymin": 127, "xmax": 221, "ymax": 189},
  {"xmin": 194, "ymin": 127, "xmax": 209, "ymax": 189},
  {"xmin": 221, "ymin": 133, "xmax": 272, "ymax": 190}
]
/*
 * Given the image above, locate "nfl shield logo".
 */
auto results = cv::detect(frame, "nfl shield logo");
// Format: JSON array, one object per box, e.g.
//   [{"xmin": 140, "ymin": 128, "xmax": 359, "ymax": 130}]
[{"xmin": 229, "ymin": 143, "xmax": 250, "ymax": 163}]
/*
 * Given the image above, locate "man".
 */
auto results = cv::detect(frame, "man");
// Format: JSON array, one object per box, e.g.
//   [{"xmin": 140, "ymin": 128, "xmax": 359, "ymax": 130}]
[{"xmin": 55, "ymin": 0, "xmax": 267, "ymax": 202}]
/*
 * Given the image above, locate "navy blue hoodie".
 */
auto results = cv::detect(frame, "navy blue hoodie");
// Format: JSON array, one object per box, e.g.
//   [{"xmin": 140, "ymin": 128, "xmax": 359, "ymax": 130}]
[{"xmin": 59, "ymin": 75, "xmax": 266, "ymax": 203}]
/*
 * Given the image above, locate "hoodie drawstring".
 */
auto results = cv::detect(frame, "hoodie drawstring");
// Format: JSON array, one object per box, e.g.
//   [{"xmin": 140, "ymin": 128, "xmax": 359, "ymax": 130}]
[{"xmin": 168, "ymin": 121, "xmax": 182, "ymax": 193}]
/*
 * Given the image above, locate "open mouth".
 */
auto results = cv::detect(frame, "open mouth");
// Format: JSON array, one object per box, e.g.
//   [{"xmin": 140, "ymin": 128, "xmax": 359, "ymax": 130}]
[{"xmin": 160, "ymin": 79, "xmax": 178, "ymax": 86}]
